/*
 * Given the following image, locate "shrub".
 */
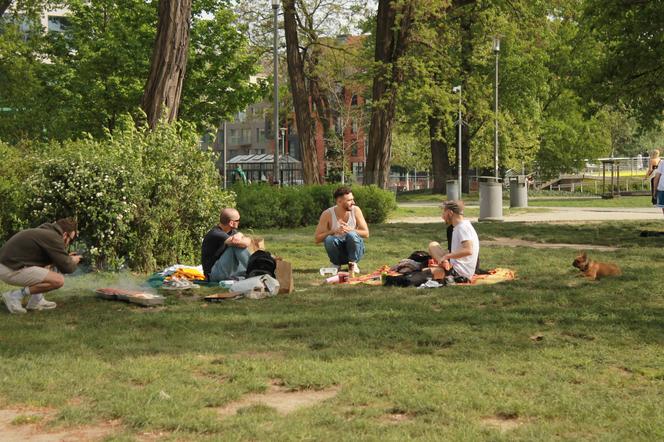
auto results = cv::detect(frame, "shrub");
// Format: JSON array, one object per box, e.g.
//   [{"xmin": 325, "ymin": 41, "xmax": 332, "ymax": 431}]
[
  {"xmin": 351, "ymin": 185, "xmax": 398, "ymax": 224},
  {"xmin": 24, "ymin": 118, "xmax": 234, "ymax": 271},
  {"xmin": 233, "ymin": 183, "xmax": 395, "ymax": 228},
  {"xmin": 0, "ymin": 141, "xmax": 33, "ymax": 241}
]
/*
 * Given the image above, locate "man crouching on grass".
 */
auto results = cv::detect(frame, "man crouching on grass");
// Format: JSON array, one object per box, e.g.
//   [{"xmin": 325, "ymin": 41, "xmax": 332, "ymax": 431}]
[
  {"xmin": 0, "ymin": 218, "xmax": 81, "ymax": 314},
  {"xmin": 314, "ymin": 186, "xmax": 369, "ymax": 276}
]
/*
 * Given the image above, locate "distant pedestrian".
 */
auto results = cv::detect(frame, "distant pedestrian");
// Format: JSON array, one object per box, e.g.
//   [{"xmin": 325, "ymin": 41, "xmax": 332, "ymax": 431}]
[
  {"xmin": 646, "ymin": 149, "xmax": 661, "ymax": 187},
  {"xmin": 651, "ymin": 150, "xmax": 664, "ymax": 216}
]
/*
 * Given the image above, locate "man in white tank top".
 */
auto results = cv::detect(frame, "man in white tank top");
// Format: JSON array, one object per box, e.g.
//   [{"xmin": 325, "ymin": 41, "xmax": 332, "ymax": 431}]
[{"xmin": 314, "ymin": 187, "xmax": 370, "ymax": 275}]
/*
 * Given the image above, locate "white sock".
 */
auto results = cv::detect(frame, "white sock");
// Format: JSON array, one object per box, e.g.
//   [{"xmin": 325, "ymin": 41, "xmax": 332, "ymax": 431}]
[
  {"xmin": 28, "ymin": 293, "xmax": 43, "ymax": 303},
  {"xmin": 7, "ymin": 289, "xmax": 23, "ymax": 301},
  {"xmin": 21, "ymin": 287, "xmax": 31, "ymax": 297}
]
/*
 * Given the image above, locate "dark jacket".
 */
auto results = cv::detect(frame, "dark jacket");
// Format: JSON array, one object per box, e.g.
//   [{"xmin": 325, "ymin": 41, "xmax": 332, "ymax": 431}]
[{"xmin": 0, "ymin": 223, "xmax": 77, "ymax": 273}]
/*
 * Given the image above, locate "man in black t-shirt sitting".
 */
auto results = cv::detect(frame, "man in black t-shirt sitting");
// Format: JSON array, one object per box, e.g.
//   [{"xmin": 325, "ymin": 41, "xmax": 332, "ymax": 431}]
[{"xmin": 201, "ymin": 208, "xmax": 252, "ymax": 281}]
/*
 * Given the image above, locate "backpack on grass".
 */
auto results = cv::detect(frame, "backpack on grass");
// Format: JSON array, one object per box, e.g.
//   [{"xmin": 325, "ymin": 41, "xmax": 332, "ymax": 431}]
[{"xmin": 246, "ymin": 250, "xmax": 277, "ymax": 278}]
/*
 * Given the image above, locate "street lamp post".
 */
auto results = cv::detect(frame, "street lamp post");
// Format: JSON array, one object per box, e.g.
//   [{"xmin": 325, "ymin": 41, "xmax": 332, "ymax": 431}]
[
  {"xmin": 223, "ymin": 121, "xmax": 227, "ymax": 189},
  {"xmin": 272, "ymin": 0, "xmax": 280, "ymax": 185},
  {"xmin": 453, "ymin": 85, "xmax": 462, "ymax": 198},
  {"xmin": 479, "ymin": 36, "xmax": 504, "ymax": 222},
  {"xmin": 493, "ymin": 36, "xmax": 500, "ymax": 179}
]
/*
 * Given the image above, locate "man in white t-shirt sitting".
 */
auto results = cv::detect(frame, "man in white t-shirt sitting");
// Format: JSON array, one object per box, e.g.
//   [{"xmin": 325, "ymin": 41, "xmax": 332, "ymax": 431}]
[
  {"xmin": 428, "ymin": 200, "xmax": 480, "ymax": 282},
  {"xmin": 651, "ymin": 157, "xmax": 664, "ymax": 215}
]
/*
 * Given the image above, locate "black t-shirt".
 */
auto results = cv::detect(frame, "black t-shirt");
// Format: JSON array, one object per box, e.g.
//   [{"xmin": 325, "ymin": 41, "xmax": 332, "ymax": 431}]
[{"xmin": 201, "ymin": 226, "xmax": 237, "ymax": 279}]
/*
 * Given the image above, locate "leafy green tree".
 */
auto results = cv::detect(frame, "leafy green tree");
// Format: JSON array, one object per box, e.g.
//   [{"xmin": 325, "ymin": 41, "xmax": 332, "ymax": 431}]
[
  {"xmin": 0, "ymin": 3, "xmax": 54, "ymax": 142},
  {"xmin": 47, "ymin": 0, "xmax": 156, "ymax": 138},
  {"xmin": 0, "ymin": 0, "xmax": 264, "ymax": 142},
  {"xmin": 180, "ymin": 7, "xmax": 268, "ymax": 131},
  {"xmin": 583, "ymin": 0, "xmax": 664, "ymax": 127}
]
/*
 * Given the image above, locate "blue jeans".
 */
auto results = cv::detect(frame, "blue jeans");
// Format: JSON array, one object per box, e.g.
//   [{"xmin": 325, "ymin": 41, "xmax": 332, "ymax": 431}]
[
  {"xmin": 324, "ymin": 232, "xmax": 365, "ymax": 266},
  {"xmin": 210, "ymin": 247, "xmax": 251, "ymax": 281}
]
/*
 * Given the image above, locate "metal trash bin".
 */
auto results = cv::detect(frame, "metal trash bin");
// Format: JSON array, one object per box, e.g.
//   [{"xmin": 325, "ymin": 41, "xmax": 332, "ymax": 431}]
[
  {"xmin": 446, "ymin": 180, "xmax": 460, "ymax": 200},
  {"xmin": 479, "ymin": 178, "xmax": 503, "ymax": 222},
  {"xmin": 509, "ymin": 175, "xmax": 528, "ymax": 208}
]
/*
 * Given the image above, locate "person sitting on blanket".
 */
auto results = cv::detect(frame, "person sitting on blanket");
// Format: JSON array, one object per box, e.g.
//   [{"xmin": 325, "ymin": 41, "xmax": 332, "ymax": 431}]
[
  {"xmin": 314, "ymin": 186, "xmax": 370, "ymax": 276},
  {"xmin": 202, "ymin": 208, "xmax": 252, "ymax": 281},
  {"xmin": 428, "ymin": 200, "xmax": 479, "ymax": 282}
]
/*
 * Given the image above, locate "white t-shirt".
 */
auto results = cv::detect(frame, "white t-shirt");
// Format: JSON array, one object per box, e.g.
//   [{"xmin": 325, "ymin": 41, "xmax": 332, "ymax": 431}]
[
  {"xmin": 450, "ymin": 220, "xmax": 480, "ymax": 279},
  {"xmin": 656, "ymin": 161, "xmax": 664, "ymax": 191}
]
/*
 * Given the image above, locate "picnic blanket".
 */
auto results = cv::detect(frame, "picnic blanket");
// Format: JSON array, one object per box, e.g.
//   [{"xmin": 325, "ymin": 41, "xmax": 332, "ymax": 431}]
[
  {"xmin": 342, "ymin": 266, "xmax": 516, "ymax": 287},
  {"xmin": 468, "ymin": 268, "xmax": 516, "ymax": 285}
]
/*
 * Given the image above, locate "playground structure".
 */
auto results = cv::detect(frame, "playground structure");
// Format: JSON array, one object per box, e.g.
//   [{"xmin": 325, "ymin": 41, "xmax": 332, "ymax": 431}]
[{"xmin": 537, "ymin": 156, "xmax": 652, "ymax": 197}]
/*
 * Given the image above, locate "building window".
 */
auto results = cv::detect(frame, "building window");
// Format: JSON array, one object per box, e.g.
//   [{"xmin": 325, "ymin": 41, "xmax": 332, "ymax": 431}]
[
  {"xmin": 47, "ymin": 15, "xmax": 70, "ymax": 33},
  {"xmin": 351, "ymin": 119, "xmax": 358, "ymax": 134},
  {"xmin": 229, "ymin": 129, "xmax": 240, "ymax": 145},
  {"xmin": 351, "ymin": 94, "xmax": 358, "ymax": 106},
  {"xmin": 334, "ymin": 118, "xmax": 342, "ymax": 135},
  {"xmin": 353, "ymin": 162, "xmax": 364, "ymax": 175},
  {"xmin": 351, "ymin": 142, "xmax": 358, "ymax": 157},
  {"xmin": 256, "ymin": 127, "xmax": 267, "ymax": 143},
  {"xmin": 241, "ymin": 128, "xmax": 252, "ymax": 144}
]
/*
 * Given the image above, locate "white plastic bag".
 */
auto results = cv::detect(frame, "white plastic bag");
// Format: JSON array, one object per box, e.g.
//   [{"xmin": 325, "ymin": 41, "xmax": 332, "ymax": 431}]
[{"xmin": 230, "ymin": 275, "xmax": 280, "ymax": 299}]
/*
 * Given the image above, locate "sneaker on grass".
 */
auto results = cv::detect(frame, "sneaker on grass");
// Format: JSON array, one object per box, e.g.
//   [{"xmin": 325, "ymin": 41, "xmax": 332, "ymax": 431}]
[
  {"xmin": 2, "ymin": 290, "xmax": 27, "ymax": 314},
  {"xmin": 26, "ymin": 294, "xmax": 57, "ymax": 311},
  {"xmin": 348, "ymin": 262, "xmax": 360, "ymax": 276}
]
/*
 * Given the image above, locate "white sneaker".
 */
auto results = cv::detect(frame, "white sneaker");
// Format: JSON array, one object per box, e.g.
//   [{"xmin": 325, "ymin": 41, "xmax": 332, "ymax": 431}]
[
  {"xmin": 26, "ymin": 295, "xmax": 57, "ymax": 311},
  {"xmin": 348, "ymin": 262, "xmax": 360, "ymax": 276},
  {"xmin": 2, "ymin": 290, "xmax": 27, "ymax": 314}
]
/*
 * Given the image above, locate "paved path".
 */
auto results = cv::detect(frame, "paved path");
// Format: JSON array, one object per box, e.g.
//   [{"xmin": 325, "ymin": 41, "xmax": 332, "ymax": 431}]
[{"xmin": 389, "ymin": 205, "xmax": 663, "ymax": 224}]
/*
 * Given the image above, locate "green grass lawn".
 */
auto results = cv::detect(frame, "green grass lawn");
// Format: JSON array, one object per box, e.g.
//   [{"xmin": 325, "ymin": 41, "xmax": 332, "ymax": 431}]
[
  {"xmin": 1, "ymin": 221, "xmax": 663, "ymax": 440},
  {"xmin": 397, "ymin": 190, "xmax": 652, "ymax": 209},
  {"xmin": 390, "ymin": 206, "xmax": 551, "ymax": 220},
  {"xmin": 530, "ymin": 196, "xmax": 652, "ymax": 208}
]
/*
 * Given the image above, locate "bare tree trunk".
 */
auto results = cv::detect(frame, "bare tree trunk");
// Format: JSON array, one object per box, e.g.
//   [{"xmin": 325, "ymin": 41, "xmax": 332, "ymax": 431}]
[
  {"xmin": 283, "ymin": 0, "xmax": 321, "ymax": 184},
  {"xmin": 141, "ymin": 0, "xmax": 192, "ymax": 129},
  {"xmin": 430, "ymin": 116, "xmax": 450, "ymax": 193},
  {"xmin": 0, "ymin": 0, "xmax": 12, "ymax": 18},
  {"xmin": 364, "ymin": 0, "xmax": 414, "ymax": 188}
]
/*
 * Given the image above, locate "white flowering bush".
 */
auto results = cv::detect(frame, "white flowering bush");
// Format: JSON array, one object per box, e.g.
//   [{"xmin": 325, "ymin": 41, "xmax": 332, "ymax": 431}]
[{"xmin": 24, "ymin": 118, "xmax": 234, "ymax": 271}]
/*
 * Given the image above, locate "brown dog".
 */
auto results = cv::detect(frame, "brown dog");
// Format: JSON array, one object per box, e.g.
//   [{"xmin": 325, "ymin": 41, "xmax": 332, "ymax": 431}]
[{"xmin": 572, "ymin": 252, "xmax": 621, "ymax": 280}]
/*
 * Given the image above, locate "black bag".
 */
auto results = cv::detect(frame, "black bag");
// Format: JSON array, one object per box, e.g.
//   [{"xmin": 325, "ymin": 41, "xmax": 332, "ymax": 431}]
[
  {"xmin": 246, "ymin": 250, "xmax": 276, "ymax": 278},
  {"xmin": 383, "ymin": 271, "xmax": 431, "ymax": 287},
  {"xmin": 408, "ymin": 251, "xmax": 431, "ymax": 265}
]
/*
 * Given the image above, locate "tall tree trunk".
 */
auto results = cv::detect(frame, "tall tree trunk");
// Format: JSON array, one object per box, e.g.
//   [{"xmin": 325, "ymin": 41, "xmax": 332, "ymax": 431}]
[
  {"xmin": 308, "ymin": 48, "xmax": 332, "ymax": 136},
  {"xmin": 364, "ymin": 0, "xmax": 414, "ymax": 188},
  {"xmin": 429, "ymin": 116, "xmax": 450, "ymax": 194},
  {"xmin": 0, "ymin": 0, "xmax": 12, "ymax": 18},
  {"xmin": 283, "ymin": 0, "xmax": 321, "ymax": 184},
  {"xmin": 141, "ymin": 0, "xmax": 192, "ymax": 129}
]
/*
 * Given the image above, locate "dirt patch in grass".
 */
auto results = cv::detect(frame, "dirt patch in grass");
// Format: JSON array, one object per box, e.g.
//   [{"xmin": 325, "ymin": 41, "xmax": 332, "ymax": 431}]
[
  {"xmin": 217, "ymin": 381, "xmax": 340, "ymax": 417},
  {"xmin": 483, "ymin": 237, "xmax": 618, "ymax": 251},
  {"xmin": 0, "ymin": 408, "xmax": 118, "ymax": 441},
  {"xmin": 381, "ymin": 411, "xmax": 413, "ymax": 424},
  {"xmin": 481, "ymin": 412, "xmax": 525, "ymax": 432}
]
